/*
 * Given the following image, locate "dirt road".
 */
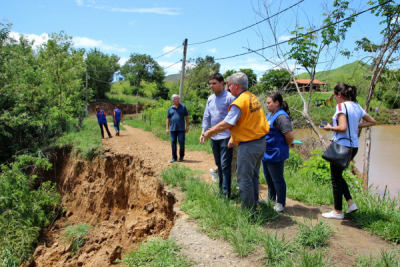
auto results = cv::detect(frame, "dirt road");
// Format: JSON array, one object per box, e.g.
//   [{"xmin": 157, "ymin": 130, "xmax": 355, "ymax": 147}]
[{"xmin": 102, "ymin": 124, "xmax": 396, "ymax": 266}]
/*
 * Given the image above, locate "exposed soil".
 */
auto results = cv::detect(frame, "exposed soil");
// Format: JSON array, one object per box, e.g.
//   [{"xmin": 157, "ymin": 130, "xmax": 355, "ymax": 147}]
[
  {"xmin": 88, "ymin": 101, "xmax": 144, "ymax": 115},
  {"xmin": 30, "ymin": 123, "xmax": 397, "ymax": 266}
]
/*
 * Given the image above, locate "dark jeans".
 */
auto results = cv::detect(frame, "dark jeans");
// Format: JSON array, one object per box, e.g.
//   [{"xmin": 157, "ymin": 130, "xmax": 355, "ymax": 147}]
[
  {"xmin": 114, "ymin": 120, "xmax": 120, "ymax": 132},
  {"xmin": 170, "ymin": 131, "xmax": 185, "ymax": 160},
  {"xmin": 262, "ymin": 160, "xmax": 286, "ymax": 206},
  {"xmin": 330, "ymin": 147, "xmax": 358, "ymax": 211},
  {"xmin": 99, "ymin": 123, "xmax": 112, "ymax": 138},
  {"xmin": 211, "ymin": 138, "xmax": 233, "ymax": 197}
]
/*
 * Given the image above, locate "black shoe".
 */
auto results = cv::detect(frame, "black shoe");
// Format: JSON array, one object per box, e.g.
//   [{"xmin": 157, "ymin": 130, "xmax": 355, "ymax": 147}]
[
  {"xmin": 178, "ymin": 158, "xmax": 183, "ymax": 162},
  {"xmin": 109, "ymin": 135, "xmax": 112, "ymax": 138},
  {"xmin": 170, "ymin": 158, "xmax": 177, "ymax": 163}
]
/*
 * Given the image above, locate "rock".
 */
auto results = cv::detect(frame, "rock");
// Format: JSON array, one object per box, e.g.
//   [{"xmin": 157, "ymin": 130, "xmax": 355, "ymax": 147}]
[
  {"xmin": 85, "ymin": 243, "xmax": 101, "ymax": 253},
  {"xmin": 109, "ymin": 245, "xmax": 122, "ymax": 263},
  {"xmin": 77, "ymin": 252, "xmax": 88, "ymax": 266}
]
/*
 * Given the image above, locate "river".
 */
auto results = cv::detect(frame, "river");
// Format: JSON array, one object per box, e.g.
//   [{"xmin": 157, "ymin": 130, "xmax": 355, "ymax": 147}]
[{"xmin": 293, "ymin": 125, "xmax": 400, "ymax": 197}]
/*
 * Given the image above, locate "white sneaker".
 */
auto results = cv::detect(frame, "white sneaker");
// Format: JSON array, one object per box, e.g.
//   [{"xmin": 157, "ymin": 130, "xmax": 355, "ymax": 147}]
[
  {"xmin": 322, "ymin": 210, "xmax": 344, "ymax": 219},
  {"xmin": 346, "ymin": 203, "xmax": 358, "ymax": 214},
  {"xmin": 210, "ymin": 168, "xmax": 218, "ymax": 182},
  {"xmin": 273, "ymin": 203, "xmax": 284, "ymax": 212}
]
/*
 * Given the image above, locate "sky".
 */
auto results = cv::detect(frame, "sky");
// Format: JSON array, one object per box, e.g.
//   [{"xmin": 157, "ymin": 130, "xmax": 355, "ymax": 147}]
[{"xmin": 1, "ymin": 0, "xmax": 393, "ymax": 79}]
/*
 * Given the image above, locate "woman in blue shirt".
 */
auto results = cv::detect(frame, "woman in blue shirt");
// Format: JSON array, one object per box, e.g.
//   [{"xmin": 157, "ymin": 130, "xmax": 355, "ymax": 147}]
[
  {"xmin": 96, "ymin": 105, "xmax": 112, "ymax": 139},
  {"xmin": 261, "ymin": 93, "xmax": 294, "ymax": 212},
  {"xmin": 113, "ymin": 104, "xmax": 123, "ymax": 136}
]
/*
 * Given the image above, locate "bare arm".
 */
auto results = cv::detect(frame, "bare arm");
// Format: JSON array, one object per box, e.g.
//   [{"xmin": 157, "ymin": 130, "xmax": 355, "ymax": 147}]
[
  {"xmin": 358, "ymin": 113, "xmax": 376, "ymax": 128},
  {"xmin": 204, "ymin": 121, "xmax": 233, "ymax": 139},
  {"xmin": 283, "ymin": 131, "xmax": 294, "ymax": 146},
  {"xmin": 166, "ymin": 118, "xmax": 170, "ymax": 135},
  {"xmin": 324, "ymin": 113, "xmax": 347, "ymax": 132},
  {"xmin": 185, "ymin": 116, "xmax": 190, "ymax": 133}
]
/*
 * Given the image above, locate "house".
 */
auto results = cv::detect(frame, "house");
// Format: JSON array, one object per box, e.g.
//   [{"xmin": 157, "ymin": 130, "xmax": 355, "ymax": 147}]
[{"xmin": 289, "ymin": 79, "xmax": 327, "ymax": 92}]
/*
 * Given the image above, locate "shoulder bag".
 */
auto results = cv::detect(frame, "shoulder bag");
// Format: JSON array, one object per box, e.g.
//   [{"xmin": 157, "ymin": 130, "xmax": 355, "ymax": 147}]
[{"xmin": 322, "ymin": 103, "xmax": 354, "ymax": 169}]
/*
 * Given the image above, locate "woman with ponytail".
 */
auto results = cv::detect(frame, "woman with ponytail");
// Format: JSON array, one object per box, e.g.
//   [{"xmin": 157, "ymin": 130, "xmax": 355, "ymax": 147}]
[
  {"xmin": 261, "ymin": 93, "xmax": 294, "ymax": 212},
  {"xmin": 322, "ymin": 83, "xmax": 376, "ymax": 219}
]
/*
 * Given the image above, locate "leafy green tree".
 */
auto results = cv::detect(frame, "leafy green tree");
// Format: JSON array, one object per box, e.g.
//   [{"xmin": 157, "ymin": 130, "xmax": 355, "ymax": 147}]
[
  {"xmin": 185, "ymin": 56, "xmax": 220, "ymax": 99},
  {"xmin": 85, "ymin": 48, "xmax": 120, "ymax": 99},
  {"xmin": 239, "ymin": 68, "xmax": 257, "ymax": 89},
  {"xmin": 120, "ymin": 53, "xmax": 165, "ymax": 96},
  {"xmin": 261, "ymin": 69, "xmax": 291, "ymax": 91},
  {"xmin": 223, "ymin": 69, "xmax": 236, "ymax": 79}
]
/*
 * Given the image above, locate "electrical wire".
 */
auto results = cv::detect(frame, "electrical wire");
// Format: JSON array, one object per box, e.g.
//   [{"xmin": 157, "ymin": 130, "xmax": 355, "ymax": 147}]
[
  {"xmin": 87, "ymin": 68, "xmax": 117, "ymax": 73},
  {"xmin": 214, "ymin": 0, "xmax": 392, "ymax": 61},
  {"xmin": 162, "ymin": 60, "xmax": 182, "ymax": 70},
  {"xmin": 188, "ymin": 0, "xmax": 305, "ymax": 46},
  {"xmin": 88, "ymin": 76, "xmax": 114, "ymax": 84},
  {"xmin": 154, "ymin": 45, "xmax": 183, "ymax": 59}
]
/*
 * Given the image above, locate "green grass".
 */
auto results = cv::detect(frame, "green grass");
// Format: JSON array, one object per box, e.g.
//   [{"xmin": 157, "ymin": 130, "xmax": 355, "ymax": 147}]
[
  {"xmin": 60, "ymin": 224, "xmax": 92, "ymax": 252},
  {"xmin": 117, "ymin": 238, "xmax": 192, "ymax": 267},
  {"xmin": 296, "ymin": 217, "xmax": 334, "ymax": 248},
  {"xmin": 55, "ymin": 116, "xmax": 104, "ymax": 159},
  {"xmin": 356, "ymin": 248, "xmax": 400, "ymax": 266}
]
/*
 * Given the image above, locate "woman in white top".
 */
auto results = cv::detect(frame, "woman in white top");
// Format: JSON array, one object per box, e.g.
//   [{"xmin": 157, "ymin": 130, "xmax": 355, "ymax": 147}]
[{"xmin": 322, "ymin": 83, "xmax": 376, "ymax": 220}]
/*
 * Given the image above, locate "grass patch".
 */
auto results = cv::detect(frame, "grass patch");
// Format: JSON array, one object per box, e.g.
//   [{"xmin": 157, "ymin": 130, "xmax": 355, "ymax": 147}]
[
  {"xmin": 161, "ymin": 164, "xmax": 279, "ymax": 257},
  {"xmin": 356, "ymin": 248, "xmax": 400, "ymax": 266},
  {"xmin": 117, "ymin": 238, "xmax": 191, "ymax": 267},
  {"xmin": 60, "ymin": 224, "xmax": 92, "ymax": 252},
  {"xmin": 296, "ymin": 217, "xmax": 334, "ymax": 248}
]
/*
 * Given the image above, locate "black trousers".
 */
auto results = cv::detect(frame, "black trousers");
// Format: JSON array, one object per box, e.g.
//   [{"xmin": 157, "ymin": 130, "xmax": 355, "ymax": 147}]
[
  {"xmin": 99, "ymin": 123, "xmax": 112, "ymax": 138},
  {"xmin": 330, "ymin": 147, "xmax": 358, "ymax": 211}
]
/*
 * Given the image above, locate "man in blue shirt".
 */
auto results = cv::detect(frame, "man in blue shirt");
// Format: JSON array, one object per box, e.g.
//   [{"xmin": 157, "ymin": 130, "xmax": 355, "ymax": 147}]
[
  {"xmin": 113, "ymin": 104, "xmax": 123, "ymax": 136},
  {"xmin": 166, "ymin": 94, "xmax": 189, "ymax": 163},
  {"xmin": 95, "ymin": 105, "xmax": 112, "ymax": 139},
  {"xmin": 200, "ymin": 73, "xmax": 235, "ymax": 198}
]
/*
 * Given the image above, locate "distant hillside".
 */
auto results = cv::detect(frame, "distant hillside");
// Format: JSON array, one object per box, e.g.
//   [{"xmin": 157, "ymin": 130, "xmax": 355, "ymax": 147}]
[
  {"xmin": 296, "ymin": 61, "xmax": 371, "ymax": 88},
  {"xmin": 164, "ymin": 74, "xmax": 181, "ymax": 82}
]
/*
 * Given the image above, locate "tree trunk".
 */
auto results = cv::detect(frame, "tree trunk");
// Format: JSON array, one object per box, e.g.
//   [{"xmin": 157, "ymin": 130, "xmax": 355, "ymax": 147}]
[{"xmin": 362, "ymin": 127, "xmax": 372, "ymax": 191}]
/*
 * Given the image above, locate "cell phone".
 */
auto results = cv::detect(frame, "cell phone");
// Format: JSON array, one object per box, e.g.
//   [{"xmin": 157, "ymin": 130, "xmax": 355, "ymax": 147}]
[
  {"xmin": 321, "ymin": 121, "xmax": 328, "ymax": 126},
  {"xmin": 319, "ymin": 124, "xmax": 325, "ymax": 128}
]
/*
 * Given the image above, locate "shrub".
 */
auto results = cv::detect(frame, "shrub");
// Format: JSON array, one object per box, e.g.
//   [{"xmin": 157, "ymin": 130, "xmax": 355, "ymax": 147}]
[{"xmin": 61, "ymin": 224, "xmax": 93, "ymax": 252}]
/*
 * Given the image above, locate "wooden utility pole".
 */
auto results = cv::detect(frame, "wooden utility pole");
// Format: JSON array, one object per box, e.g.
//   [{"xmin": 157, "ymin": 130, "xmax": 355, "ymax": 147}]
[
  {"xmin": 179, "ymin": 39, "xmax": 188, "ymax": 100},
  {"xmin": 136, "ymin": 89, "xmax": 138, "ymax": 119},
  {"xmin": 85, "ymin": 67, "xmax": 88, "ymax": 116}
]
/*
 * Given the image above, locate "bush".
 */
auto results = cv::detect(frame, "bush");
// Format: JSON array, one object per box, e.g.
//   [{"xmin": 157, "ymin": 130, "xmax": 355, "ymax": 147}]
[{"xmin": 61, "ymin": 224, "xmax": 93, "ymax": 252}]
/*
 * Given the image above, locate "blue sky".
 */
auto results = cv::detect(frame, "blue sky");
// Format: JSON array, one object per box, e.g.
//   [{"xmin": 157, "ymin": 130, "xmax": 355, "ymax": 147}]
[{"xmin": 1, "ymin": 0, "xmax": 391, "ymax": 77}]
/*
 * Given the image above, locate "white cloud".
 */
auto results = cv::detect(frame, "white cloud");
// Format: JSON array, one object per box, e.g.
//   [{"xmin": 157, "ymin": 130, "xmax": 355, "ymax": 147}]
[
  {"xmin": 128, "ymin": 20, "xmax": 136, "ymax": 26},
  {"xmin": 118, "ymin": 57, "xmax": 129, "ymax": 66},
  {"xmin": 75, "ymin": 0, "xmax": 84, "ymax": 6},
  {"xmin": 162, "ymin": 45, "xmax": 182, "ymax": 57},
  {"xmin": 278, "ymin": 35, "xmax": 293, "ymax": 41},
  {"xmin": 208, "ymin": 48, "xmax": 217, "ymax": 53},
  {"xmin": 89, "ymin": 5, "xmax": 181, "ymax": 15},
  {"xmin": 73, "ymin": 36, "xmax": 126, "ymax": 52},
  {"xmin": 9, "ymin": 32, "xmax": 49, "ymax": 48},
  {"xmin": 158, "ymin": 61, "xmax": 183, "ymax": 74}
]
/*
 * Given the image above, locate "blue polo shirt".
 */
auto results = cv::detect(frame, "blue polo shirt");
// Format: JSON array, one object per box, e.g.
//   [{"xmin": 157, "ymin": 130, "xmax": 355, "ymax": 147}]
[
  {"xmin": 113, "ymin": 108, "xmax": 122, "ymax": 121},
  {"xmin": 167, "ymin": 104, "xmax": 189, "ymax": 131}
]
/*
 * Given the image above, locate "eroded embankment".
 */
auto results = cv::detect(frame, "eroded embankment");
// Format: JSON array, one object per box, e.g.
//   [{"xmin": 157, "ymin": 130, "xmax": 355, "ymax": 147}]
[{"xmin": 31, "ymin": 149, "xmax": 176, "ymax": 267}]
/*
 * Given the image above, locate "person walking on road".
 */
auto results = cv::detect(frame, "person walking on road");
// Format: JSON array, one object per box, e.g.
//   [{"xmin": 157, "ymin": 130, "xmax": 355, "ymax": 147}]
[
  {"xmin": 203, "ymin": 72, "xmax": 270, "ymax": 212},
  {"xmin": 322, "ymin": 83, "xmax": 376, "ymax": 219},
  {"xmin": 113, "ymin": 104, "xmax": 123, "ymax": 136},
  {"xmin": 261, "ymin": 93, "xmax": 294, "ymax": 212},
  {"xmin": 166, "ymin": 94, "xmax": 189, "ymax": 163},
  {"xmin": 96, "ymin": 105, "xmax": 112, "ymax": 139},
  {"xmin": 200, "ymin": 73, "xmax": 235, "ymax": 198}
]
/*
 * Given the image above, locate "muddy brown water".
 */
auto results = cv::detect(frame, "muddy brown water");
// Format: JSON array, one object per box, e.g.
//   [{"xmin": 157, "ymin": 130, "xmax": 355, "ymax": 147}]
[{"xmin": 294, "ymin": 125, "xmax": 400, "ymax": 197}]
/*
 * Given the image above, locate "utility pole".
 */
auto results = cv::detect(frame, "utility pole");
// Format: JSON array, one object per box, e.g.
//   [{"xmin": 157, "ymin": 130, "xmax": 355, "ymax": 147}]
[
  {"xmin": 179, "ymin": 38, "xmax": 188, "ymax": 100},
  {"xmin": 85, "ymin": 67, "xmax": 88, "ymax": 116},
  {"xmin": 136, "ymin": 88, "xmax": 138, "ymax": 119}
]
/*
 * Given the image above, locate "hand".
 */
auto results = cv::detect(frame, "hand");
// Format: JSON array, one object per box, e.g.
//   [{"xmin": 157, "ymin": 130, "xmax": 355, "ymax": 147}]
[
  {"xmin": 185, "ymin": 127, "xmax": 189, "ymax": 133},
  {"xmin": 289, "ymin": 143, "xmax": 295, "ymax": 148},
  {"xmin": 200, "ymin": 135, "xmax": 205, "ymax": 144},
  {"xmin": 203, "ymin": 131, "xmax": 212, "ymax": 140},
  {"xmin": 166, "ymin": 129, "xmax": 170, "ymax": 135},
  {"xmin": 324, "ymin": 123, "xmax": 332, "ymax": 132},
  {"xmin": 228, "ymin": 139, "xmax": 234, "ymax": 148}
]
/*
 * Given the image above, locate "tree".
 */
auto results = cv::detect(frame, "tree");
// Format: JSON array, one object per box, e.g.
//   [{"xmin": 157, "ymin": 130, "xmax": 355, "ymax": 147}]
[
  {"xmin": 239, "ymin": 68, "xmax": 257, "ymax": 89},
  {"xmin": 260, "ymin": 69, "xmax": 291, "ymax": 91},
  {"xmin": 85, "ymin": 48, "xmax": 120, "ymax": 99},
  {"xmin": 223, "ymin": 69, "xmax": 236, "ymax": 79},
  {"xmin": 120, "ymin": 53, "xmax": 165, "ymax": 96},
  {"xmin": 184, "ymin": 55, "xmax": 220, "ymax": 99}
]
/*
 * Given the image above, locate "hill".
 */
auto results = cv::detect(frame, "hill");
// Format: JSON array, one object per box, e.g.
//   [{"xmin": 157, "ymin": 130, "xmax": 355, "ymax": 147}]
[
  {"xmin": 296, "ymin": 60, "xmax": 371, "ymax": 89},
  {"xmin": 164, "ymin": 73, "xmax": 181, "ymax": 82}
]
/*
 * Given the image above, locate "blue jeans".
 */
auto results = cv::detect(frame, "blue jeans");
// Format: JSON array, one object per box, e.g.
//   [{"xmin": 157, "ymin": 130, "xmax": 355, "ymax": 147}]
[
  {"xmin": 170, "ymin": 131, "xmax": 185, "ymax": 160},
  {"xmin": 114, "ymin": 120, "xmax": 120, "ymax": 132},
  {"xmin": 211, "ymin": 138, "xmax": 233, "ymax": 197},
  {"xmin": 262, "ymin": 160, "xmax": 286, "ymax": 206},
  {"xmin": 237, "ymin": 137, "xmax": 266, "ymax": 211}
]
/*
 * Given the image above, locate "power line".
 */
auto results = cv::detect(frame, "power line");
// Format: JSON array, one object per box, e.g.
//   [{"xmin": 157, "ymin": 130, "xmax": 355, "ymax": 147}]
[
  {"xmin": 88, "ymin": 76, "xmax": 114, "ymax": 84},
  {"xmin": 154, "ymin": 45, "xmax": 183, "ymax": 59},
  {"xmin": 88, "ymin": 68, "xmax": 118, "ymax": 73},
  {"xmin": 162, "ymin": 60, "xmax": 182, "ymax": 70},
  {"xmin": 215, "ymin": 0, "xmax": 392, "ymax": 61},
  {"xmin": 188, "ymin": 0, "xmax": 305, "ymax": 46}
]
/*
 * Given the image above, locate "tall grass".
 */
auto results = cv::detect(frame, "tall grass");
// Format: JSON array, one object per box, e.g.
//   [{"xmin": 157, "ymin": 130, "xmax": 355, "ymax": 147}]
[
  {"xmin": 60, "ymin": 224, "xmax": 92, "ymax": 252},
  {"xmin": 117, "ymin": 238, "xmax": 191, "ymax": 267},
  {"xmin": 296, "ymin": 217, "xmax": 334, "ymax": 248}
]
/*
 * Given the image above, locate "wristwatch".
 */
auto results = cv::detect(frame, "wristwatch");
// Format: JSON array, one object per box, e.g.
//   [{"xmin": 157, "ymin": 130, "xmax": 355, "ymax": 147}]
[{"xmin": 201, "ymin": 132, "xmax": 205, "ymax": 136}]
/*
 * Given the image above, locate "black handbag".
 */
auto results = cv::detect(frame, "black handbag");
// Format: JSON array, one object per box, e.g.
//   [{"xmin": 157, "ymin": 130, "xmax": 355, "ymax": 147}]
[{"xmin": 322, "ymin": 103, "xmax": 354, "ymax": 169}]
